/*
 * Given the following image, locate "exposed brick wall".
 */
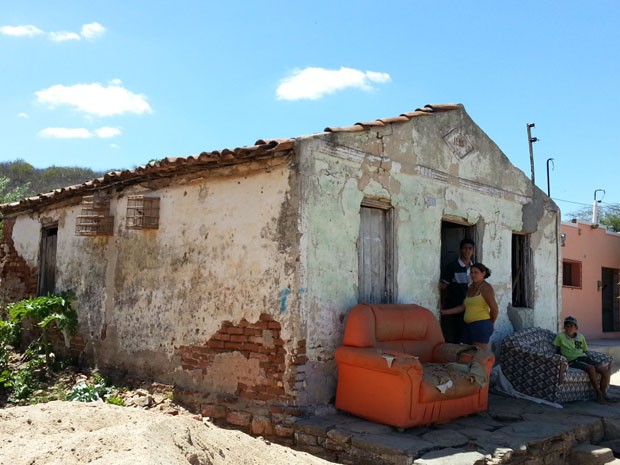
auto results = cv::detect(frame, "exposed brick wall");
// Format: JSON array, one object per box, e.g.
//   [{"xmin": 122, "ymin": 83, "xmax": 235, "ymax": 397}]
[
  {"xmin": 0, "ymin": 217, "xmax": 38, "ymax": 303},
  {"xmin": 47, "ymin": 328, "xmax": 87, "ymax": 360},
  {"xmin": 175, "ymin": 313, "xmax": 308, "ymax": 441}
]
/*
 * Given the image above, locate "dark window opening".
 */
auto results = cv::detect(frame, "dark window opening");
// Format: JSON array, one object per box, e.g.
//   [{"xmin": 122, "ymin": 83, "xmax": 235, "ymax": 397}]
[{"xmin": 562, "ymin": 260, "xmax": 582, "ymax": 288}]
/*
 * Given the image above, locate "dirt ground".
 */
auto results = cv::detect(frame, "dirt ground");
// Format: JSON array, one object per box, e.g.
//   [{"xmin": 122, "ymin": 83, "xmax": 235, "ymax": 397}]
[
  {"xmin": 2, "ymin": 361, "xmax": 616, "ymax": 464},
  {"xmin": 0, "ymin": 400, "xmax": 335, "ymax": 465}
]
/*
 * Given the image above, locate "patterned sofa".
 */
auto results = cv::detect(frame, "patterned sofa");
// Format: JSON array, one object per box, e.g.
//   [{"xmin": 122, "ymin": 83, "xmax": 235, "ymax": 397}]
[
  {"xmin": 335, "ymin": 303, "xmax": 495, "ymax": 428},
  {"xmin": 500, "ymin": 327, "xmax": 613, "ymax": 403}
]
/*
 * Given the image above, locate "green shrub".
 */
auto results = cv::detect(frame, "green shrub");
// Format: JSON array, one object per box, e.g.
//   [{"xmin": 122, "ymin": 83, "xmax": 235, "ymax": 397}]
[
  {"xmin": 106, "ymin": 395, "xmax": 125, "ymax": 406},
  {"xmin": 0, "ymin": 291, "xmax": 78, "ymax": 403},
  {"xmin": 7, "ymin": 291, "xmax": 77, "ymax": 348},
  {"xmin": 67, "ymin": 380, "xmax": 111, "ymax": 402}
]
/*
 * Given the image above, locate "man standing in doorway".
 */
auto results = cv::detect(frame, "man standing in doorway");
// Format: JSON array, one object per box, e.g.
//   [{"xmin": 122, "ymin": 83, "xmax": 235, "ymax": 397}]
[{"xmin": 439, "ymin": 238, "xmax": 475, "ymax": 343}]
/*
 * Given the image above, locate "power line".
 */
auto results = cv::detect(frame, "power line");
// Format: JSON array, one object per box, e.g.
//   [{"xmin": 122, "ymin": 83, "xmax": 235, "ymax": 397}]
[
  {"xmin": 551, "ymin": 198, "xmax": 590, "ymax": 207},
  {"xmin": 553, "ymin": 198, "xmax": 618, "ymax": 214}
]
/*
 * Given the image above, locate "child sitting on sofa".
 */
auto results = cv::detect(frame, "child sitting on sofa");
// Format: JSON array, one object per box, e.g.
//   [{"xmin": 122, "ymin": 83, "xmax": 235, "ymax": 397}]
[{"xmin": 553, "ymin": 316, "xmax": 611, "ymax": 403}]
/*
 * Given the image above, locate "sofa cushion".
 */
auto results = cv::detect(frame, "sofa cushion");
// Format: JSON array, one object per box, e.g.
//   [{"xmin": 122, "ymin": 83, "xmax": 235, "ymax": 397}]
[{"xmin": 419, "ymin": 363, "xmax": 483, "ymax": 402}]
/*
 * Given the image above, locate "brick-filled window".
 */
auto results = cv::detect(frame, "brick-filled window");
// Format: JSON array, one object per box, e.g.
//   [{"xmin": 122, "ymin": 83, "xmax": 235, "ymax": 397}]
[
  {"xmin": 126, "ymin": 195, "xmax": 160, "ymax": 230},
  {"xmin": 563, "ymin": 260, "xmax": 582, "ymax": 288}
]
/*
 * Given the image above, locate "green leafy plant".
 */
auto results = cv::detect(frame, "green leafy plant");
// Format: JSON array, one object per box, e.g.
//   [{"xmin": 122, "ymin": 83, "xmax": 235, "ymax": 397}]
[
  {"xmin": 0, "ymin": 291, "xmax": 78, "ymax": 403},
  {"xmin": 67, "ymin": 380, "xmax": 110, "ymax": 402},
  {"xmin": 106, "ymin": 395, "xmax": 125, "ymax": 406},
  {"xmin": 67, "ymin": 373, "xmax": 115, "ymax": 403},
  {"xmin": 8, "ymin": 291, "xmax": 77, "ymax": 348}
]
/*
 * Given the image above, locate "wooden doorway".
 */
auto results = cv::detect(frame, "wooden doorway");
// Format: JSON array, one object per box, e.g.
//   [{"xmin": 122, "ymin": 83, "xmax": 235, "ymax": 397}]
[
  {"xmin": 358, "ymin": 199, "xmax": 394, "ymax": 304},
  {"xmin": 38, "ymin": 225, "xmax": 58, "ymax": 296},
  {"xmin": 440, "ymin": 220, "xmax": 477, "ymax": 273},
  {"xmin": 602, "ymin": 267, "xmax": 620, "ymax": 332}
]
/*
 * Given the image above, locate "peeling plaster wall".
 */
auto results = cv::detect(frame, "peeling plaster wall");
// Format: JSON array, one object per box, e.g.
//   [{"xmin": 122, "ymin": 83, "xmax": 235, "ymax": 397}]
[
  {"xmin": 297, "ymin": 107, "xmax": 560, "ymax": 404},
  {"xmin": 101, "ymin": 163, "xmax": 298, "ymax": 380},
  {"xmin": 5, "ymin": 159, "xmax": 302, "ymax": 394},
  {"xmin": 11, "ymin": 216, "xmax": 42, "ymax": 266}
]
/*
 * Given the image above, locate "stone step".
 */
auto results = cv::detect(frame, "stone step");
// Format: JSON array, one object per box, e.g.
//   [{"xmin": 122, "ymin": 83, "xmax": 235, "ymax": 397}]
[{"xmin": 569, "ymin": 443, "xmax": 615, "ymax": 465}]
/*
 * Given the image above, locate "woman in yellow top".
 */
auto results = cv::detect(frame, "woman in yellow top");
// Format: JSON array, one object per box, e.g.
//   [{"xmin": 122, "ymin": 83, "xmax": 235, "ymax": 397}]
[{"xmin": 440, "ymin": 263, "xmax": 498, "ymax": 350}]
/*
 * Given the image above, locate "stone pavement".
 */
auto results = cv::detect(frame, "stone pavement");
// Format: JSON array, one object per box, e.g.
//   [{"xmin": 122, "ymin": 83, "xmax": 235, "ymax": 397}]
[{"xmin": 292, "ymin": 386, "xmax": 620, "ymax": 465}]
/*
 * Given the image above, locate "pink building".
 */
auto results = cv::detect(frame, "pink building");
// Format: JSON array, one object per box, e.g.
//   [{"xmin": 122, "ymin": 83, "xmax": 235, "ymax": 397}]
[{"xmin": 561, "ymin": 220, "xmax": 620, "ymax": 339}]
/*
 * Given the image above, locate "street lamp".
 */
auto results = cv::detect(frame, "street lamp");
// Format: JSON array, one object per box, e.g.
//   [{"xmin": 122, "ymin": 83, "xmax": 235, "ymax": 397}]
[
  {"xmin": 527, "ymin": 123, "xmax": 538, "ymax": 185},
  {"xmin": 546, "ymin": 158, "xmax": 554, "ymax": 197},
  {"xmin": 592, "ymin": 189, "xmax": 605, "ymax": 226}
]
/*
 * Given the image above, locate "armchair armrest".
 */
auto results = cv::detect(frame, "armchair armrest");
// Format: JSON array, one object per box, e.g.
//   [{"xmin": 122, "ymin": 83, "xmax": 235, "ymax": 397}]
[
  {"xmin": 335, "ymin": 346, "xmax": 423, "ymax": 375},
  {"xmin": 587, "ymin": 350, "xmax": 614, "ymax": 368},
  {"xmin": 502, "ymin": 345, "xmax": 567, "ymax": 384},
  {"xmin": 335, "ymin": 346, "xmax": 425, "ymax": 427}
]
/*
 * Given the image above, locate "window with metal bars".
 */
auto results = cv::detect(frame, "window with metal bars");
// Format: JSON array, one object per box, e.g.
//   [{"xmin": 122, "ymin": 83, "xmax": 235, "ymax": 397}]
[{"xmin": 126, "ymin": 195, "xmax": 160, "ymax": 229}]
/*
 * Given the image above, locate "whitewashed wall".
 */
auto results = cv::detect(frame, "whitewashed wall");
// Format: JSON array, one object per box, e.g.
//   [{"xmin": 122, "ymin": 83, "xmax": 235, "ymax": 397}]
[{"xmin": 10, "ymin": 159, "xmax": 302, "ymax": 388}]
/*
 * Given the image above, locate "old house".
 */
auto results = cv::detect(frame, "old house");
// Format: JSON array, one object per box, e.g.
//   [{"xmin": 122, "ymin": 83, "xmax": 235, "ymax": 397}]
[
  {"xmin": 561, "ymin": 219, "xmax": 620, "ymax": 339},
  {"xmin": 0, "ymin": 103, "xmax": 560, "ymax": 435}
]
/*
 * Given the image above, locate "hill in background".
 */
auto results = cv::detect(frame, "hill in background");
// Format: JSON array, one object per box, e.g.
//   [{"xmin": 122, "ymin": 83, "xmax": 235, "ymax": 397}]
[{"xmin": 0, "ymin": 159, "xmax": 108, "ymax": 200}]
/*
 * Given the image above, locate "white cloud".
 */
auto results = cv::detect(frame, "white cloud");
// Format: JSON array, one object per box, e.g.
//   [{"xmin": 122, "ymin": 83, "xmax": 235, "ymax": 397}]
[
  {"xmin": 39, "ymin": 128, "xmax": 93, "ymax": 139},
  {"xmin": 0, "ymin": 25, "xmax": 44, "ymax": 37},
  {"xmin": 81, "ymin": 22, "xmax": 105, "ymax": 40},
  {"xmin": 38, "ymin": 126, "xmax": 122, "ymax": 139},
  {"xmin": 1, "ymin": 22, "xmax": 105, "ymax": 41},
  {"xmin": 49, "ymin": 31, "xmax": 81, "ymax": 42},
  {"xmin": 276, "ymin": 66, "xmax": 391, "ymax": 101},
  {"xmin": 18, "ymin": 112, "xmax": 29, "ymax": 119},
  {"xmin": 36, "ymin": 81, "xmax": 152, "ymax": 117},
  {"xmin": 94, "ymin": 127, "xmax": 121, "ymax": 138}
]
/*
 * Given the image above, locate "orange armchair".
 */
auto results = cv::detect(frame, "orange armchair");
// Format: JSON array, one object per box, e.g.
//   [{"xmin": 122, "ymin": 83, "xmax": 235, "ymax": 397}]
[{"xmin": 335, "ymin": 303, "xmax": 494, "ymax": 428}]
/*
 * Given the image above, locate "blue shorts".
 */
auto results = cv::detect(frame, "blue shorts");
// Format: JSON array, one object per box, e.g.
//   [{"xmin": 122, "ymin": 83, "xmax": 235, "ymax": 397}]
[
  {"xmin": 568, "ymin": 356, "xmax": 600, "ymax": 371},
  {"xmin": 462, "ymin": 319, "xmax": 494, "ymax": 344}
]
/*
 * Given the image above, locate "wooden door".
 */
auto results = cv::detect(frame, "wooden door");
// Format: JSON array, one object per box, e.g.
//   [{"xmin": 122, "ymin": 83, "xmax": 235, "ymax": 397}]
[
  {"xmin": 602, "ymin": 267, "xmax": 620, "ymax": 332},
  {"xmin": 38, "ymin": 226, "xmax": 58, "ymax": 296},
  {"xmin": 358, "ymin": 204, "xmax": 393, "ymax": 304}
]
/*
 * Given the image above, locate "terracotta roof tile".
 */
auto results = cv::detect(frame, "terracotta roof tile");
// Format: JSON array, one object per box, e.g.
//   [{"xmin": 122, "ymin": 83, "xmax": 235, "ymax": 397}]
[
  {"xmin": 0, "ymin": 104, "xmax": 461, "ymax": 214},
  {"xmin": 323, "ymin": 124, "xmax": 366, "ymax": 133},
  {"xmin": 0, "ymin": 138, "xmax": 295, "ymax": 214},
  {"xmin": 377, "ymin": 116, "xmax": 410, "ymax": 124},
  {"xmin": 325, "ymin": 103, "xmax": 460, "ymax": 132}
]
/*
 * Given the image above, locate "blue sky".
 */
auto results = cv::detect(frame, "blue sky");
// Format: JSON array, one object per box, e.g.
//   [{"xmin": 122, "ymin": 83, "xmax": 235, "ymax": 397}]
[{"xmin": 2, "ymin": 1, "xmax": 619, "ymax": 216}]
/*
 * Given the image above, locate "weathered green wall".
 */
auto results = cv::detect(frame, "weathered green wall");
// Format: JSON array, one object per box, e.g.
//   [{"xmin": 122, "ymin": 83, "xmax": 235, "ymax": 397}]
[{"xmin": 297, "ymin": 106, "xmax": 560, "ymax": 404}]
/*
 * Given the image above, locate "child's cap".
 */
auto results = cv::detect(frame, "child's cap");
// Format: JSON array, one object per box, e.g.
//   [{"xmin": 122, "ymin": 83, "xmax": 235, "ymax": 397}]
[{"xmin": 564, "ymin": 316, "xmax": 578, "ymax": 326}]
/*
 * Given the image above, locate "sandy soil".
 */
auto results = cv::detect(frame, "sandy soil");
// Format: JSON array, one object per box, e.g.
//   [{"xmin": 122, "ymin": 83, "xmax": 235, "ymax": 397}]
[{"xmin": 0, "ymin": 401, "xmax": 334, "ymax": 465}]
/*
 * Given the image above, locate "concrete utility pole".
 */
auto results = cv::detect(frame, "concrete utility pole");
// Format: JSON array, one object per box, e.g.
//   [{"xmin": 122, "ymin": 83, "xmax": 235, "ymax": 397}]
[{"xmin": 527, "ymin": 123, "xmax": 538, "ymax": 185}]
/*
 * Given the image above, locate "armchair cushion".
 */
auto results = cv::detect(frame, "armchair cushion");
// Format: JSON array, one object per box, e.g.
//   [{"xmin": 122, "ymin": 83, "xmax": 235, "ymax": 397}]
[
  {"xmin": 500, "ymin": 327, "xmax": 613, "ymax": 403},
  {"xmin": 335, "ymin": 303, "xmax": 494, "ymax": 428}
]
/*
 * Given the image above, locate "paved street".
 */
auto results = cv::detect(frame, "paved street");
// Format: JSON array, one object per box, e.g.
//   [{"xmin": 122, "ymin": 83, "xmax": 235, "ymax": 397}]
[
  {"xmin": 294, "ymin": 388, "xmax": 620, "ymax": 465},
  {"xmin": 292, "ymin": 342, "xmax": 620, "ymax": 465}
]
